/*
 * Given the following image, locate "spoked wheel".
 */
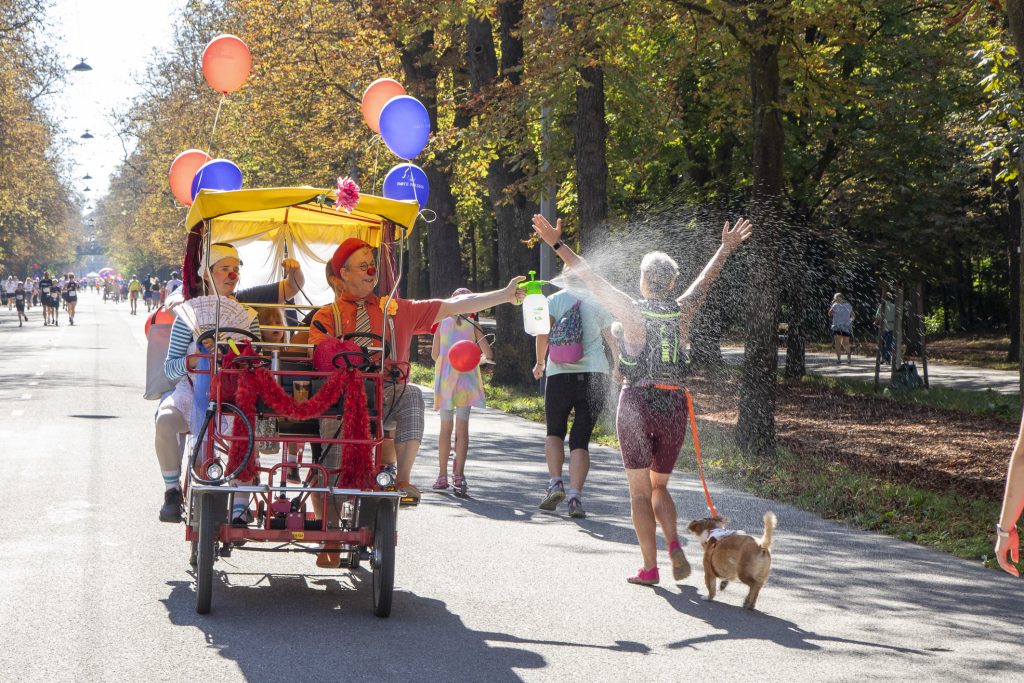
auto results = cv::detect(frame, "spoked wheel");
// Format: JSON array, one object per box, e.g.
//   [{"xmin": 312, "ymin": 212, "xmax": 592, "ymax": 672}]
[
  {"xmin": 195, "ymin": 492, "xmax": 225, "ymax": 615},
  {"xmin": 371, "ymin": 501, "xmax": 396, "ymax": 618}
]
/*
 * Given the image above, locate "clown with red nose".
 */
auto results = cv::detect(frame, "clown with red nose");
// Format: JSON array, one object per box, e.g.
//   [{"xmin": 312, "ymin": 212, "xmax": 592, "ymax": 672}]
[{"xmin": 305, "ymin": 237, "xmax": 527, "ymax": 539}]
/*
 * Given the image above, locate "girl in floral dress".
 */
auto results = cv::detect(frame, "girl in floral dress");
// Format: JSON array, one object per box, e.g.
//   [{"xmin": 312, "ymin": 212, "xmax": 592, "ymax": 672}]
[{"xmin": 431, "ymin": 288, "xmax": 493, "ymax": 496}]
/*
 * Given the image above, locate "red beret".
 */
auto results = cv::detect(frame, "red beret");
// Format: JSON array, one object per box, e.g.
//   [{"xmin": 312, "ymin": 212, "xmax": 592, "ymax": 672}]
[{"xmin": 329, "ymin": 238, "xmax": 372, "ymax": 277}]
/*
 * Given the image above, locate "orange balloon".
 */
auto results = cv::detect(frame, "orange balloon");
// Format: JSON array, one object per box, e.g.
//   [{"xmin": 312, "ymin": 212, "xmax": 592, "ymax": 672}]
[
  {"xmin": 202, "ymin": 34, "xmax": 252, "ymax": 94},
  {"xmin": 361, "ymin": 78, "xmax": 406, "ymax": 133},
  {"xmin": 168, "ymin": 149, "xmax": 212, "ymax": 206}
]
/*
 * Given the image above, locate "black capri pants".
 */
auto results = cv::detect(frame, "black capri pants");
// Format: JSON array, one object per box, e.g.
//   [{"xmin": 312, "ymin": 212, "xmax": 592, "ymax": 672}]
[{"xmin": 544, "ymin": 372, "xmax": 609, "ymax": 452}]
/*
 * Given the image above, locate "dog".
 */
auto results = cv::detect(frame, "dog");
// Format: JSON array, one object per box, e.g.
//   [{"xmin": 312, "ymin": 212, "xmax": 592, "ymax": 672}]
[{"xmin": 686, "ymin": 512, "xmax": 776, "ymax": 610}]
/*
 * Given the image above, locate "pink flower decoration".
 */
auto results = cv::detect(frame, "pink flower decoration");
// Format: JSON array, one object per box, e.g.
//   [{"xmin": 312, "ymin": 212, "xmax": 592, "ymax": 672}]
[{"xmin": 335, "ymin": 176, "xmax": 360, "ymax": 213}]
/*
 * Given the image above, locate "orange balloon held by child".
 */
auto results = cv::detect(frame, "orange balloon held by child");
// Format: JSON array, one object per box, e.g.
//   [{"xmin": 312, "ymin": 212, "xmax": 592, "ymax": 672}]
[
  {"xmin": 448, "ymin": 338, "xmax": 482, "ymax": 373},
  {"xmin": 202, "ymin": 34, "xmax": 252, "ymax": 94}
]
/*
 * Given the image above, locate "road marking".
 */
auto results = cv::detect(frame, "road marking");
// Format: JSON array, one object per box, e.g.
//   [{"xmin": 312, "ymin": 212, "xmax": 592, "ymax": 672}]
[
  {"xmin": 11, "ymin": 410, "xmax": 23, "ymax": 417},
  {"xmin": 20, "ymin": 394, "xmax": 31, "ymax": 400},
  {"xmin": 33, "ymin": 371, "xmax": 42, "ymax": 376},
  {"xmin": 28, "ymin": 381, "xmax": 37, "ymax": 386}
]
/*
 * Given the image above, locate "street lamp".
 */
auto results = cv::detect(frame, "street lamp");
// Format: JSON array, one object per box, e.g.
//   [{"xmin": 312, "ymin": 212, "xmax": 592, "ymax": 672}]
[
  {"xmin": 83, "ymin": 173, "xmax": 92, "ymax": 180},
  {"xmin": 80, "ymin": 130, "xmax": 94, "ymax": 139},
  {"xmin": 83, "ymin": 186, "xmax": 91, "ymax": 192},
  {"xmin": 71, "ymin": 59, "xmax": 93, "ymax": 72}
]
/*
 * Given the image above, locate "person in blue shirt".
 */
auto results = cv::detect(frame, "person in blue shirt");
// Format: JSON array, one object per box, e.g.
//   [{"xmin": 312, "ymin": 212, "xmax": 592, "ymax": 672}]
[{"xmin": 533, "ymin": 272, "xmax": 617, "ymax": 519}]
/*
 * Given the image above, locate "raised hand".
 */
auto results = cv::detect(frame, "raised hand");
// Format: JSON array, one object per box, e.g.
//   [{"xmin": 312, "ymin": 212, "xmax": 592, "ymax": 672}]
[
  {"xmin": 532, "ymin": 214, "xmax": 563, "ymax": 247},
  {"xmin": 722, "ymin": 218, "xmax": 753, "ymax": 252}
]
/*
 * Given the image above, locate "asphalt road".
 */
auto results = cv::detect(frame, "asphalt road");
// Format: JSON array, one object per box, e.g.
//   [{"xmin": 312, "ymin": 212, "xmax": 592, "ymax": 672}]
[
  {"xmin": 722, "ymin": 346, "xmax": 1020, "ymax": 394},
  {"xmin": 1, "ymin": 294, "xmax": 1023, "ymax": 682}
]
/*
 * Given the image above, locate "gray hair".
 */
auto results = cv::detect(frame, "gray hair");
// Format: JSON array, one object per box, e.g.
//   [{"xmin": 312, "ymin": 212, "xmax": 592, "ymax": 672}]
[{"xmin": 640, "ymin": 251, "xmax": 679, "ymax": 290}]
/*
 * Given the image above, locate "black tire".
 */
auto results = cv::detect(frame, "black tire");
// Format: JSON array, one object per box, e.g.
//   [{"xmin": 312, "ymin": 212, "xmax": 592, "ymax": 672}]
[
  {"xmin": 188, "ymin": 402, "xmax": 255, "ymax": 485},
  {"xmin": 346, "ymin": 550, "xmax": 362, "ymax": 570},
  {"xmin": 371, "ymin": 501, "xmax": 396, "ymax": 618},
  {"xmin": 195, "ymin": 493, "xmax": 222, "ymax": 615}
]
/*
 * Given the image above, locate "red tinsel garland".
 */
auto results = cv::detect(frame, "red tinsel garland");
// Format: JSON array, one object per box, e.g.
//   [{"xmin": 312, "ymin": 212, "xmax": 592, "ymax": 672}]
[{"xmin": 223, "ymin": 345, "xmax": 375, "ymax": 488}]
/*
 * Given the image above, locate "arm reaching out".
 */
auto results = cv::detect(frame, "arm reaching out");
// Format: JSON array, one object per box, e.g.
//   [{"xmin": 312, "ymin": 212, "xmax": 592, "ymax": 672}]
[
  {"xmin": 531, "ymin": 215, "xmax": 645, "ymax": 346},
  {"xmin": 433, "ymin": 277, "xmax": 526, "ymax": 324},
  {"xmin": 997, "ymin": 417, "xmax": 1024, "ymax": 576},
  {"xmin": 676, "ymin": 218, "xmax": 752, "ymax": 319}
]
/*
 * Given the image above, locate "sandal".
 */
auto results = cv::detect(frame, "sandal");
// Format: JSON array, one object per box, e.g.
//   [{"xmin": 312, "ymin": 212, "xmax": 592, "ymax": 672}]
[
  {"xmin": 316, "ymin": 542, "xmax": 342, "ymax": 569},
  {"xmin": 432, "ymin": 474, "xmax": 449, "ymax": 490},
  {"xmin": 627, "ymin": 566, "xmax": 660, "ymax": 586},
  {"xmin": 398, "ymin": 480, "xmax": 421, "ymax": 506}
]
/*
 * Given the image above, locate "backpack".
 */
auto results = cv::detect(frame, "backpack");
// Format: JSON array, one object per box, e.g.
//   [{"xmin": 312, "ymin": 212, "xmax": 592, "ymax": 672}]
[{"xmin": 549, "ymin": 299, "xmax": 584, "ymax": 364}]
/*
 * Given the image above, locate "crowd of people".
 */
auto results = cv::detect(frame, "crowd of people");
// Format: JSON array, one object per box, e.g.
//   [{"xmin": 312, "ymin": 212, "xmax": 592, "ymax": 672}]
[
  {"xmin": 1, "ymin": 270, "xmax": 185, "ymax": 328},
  {"xmin": 2, "ymin": 273, "xmax": 84, "ymax": 327}
]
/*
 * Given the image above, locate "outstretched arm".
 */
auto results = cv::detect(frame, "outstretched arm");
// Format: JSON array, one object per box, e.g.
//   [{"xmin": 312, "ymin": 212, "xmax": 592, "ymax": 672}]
[
  {"xmin": 676, "ymin": 218, "xmax": 752, "ymax": 319},
  {"xmin": 531, "ymin": 215, "xmax": 645, "ymax": 345},
  {"xmin": 433, "ymin": 277, "xmax": 526, "ymax": 324}
]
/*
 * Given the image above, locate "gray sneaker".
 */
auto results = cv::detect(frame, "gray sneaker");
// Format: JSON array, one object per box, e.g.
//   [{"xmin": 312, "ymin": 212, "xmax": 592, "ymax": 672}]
[
  {"xmin": 568, "ymin": 497, "xmax": 586, "ymax": 519},
  {"xmin": 159, "ymin": 487, "xmax": 183, "ymax": 523},
  {"xmin": 539, "ymin": 481, "xmax": 565, "ymax": 511}
]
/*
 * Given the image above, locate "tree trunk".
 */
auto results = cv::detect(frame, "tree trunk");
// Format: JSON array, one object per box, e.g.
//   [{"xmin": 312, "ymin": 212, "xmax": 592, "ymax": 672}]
[
  {"xmin": 467, "ymin": 5, "xmax": 537, "ymax": 387},
  {"xmin": 890, "ymin": 286, "xmax": 905, "ymax": 384},
  {"xmin": 1009, "ymin": 183, "xmax": 1021, "ymax": 363},
  {"xmin": 1007, "ymin": 0, "xmax": 1024, "ymax": 392},
  {"xmin": 575, "ymin": 50, "xmax": 608, "ymax": 249},
  {"xmin": 905, "ymin": 281, "xmax": 923, "ymax": 358},
  {"xmin": 397, "ymin": 30, "xmax": 463, "ymax": 299},
  {"xmin": 737, "ymin": 13, "xmax": 784, "ymax": 458}
]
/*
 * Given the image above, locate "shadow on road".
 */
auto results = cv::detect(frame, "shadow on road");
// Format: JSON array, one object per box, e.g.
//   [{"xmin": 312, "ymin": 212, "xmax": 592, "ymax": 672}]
[
  {"xmin": 163, "ymin": 569, "xmax": 639, "ymax": 680},
  {"xmin": 654, "ymin": 584, "xmax": 930, "ymax": 656}
]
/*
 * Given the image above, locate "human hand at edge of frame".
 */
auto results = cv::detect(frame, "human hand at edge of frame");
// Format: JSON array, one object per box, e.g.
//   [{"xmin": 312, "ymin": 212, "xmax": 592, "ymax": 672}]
[
  {"xmin": 996, "ymin": 527, "xmax": 1021, "ymax": 577},
  {"xmin": 531, "ymin": 214, "xmax": 563, "ymax": 248},
  {"xmin": 722, "ymin": 217, "xmax": 753, "ymax": 252}
]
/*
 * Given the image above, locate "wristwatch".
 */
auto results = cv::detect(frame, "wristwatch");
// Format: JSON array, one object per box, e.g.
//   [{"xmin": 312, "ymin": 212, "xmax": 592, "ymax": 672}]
[
  {"xmin": 552, "ymin": 240, "xmax": 563, "ymax": 251},
  {"xmin": 996, "ymin": 524, "xmax": 1012, "ymax": 539}
]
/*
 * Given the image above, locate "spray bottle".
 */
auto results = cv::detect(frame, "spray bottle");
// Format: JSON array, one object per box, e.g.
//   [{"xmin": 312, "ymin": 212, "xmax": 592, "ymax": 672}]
[{"xmin": 518, "ymin": 271, "xmax": 550, "ymax": 336}]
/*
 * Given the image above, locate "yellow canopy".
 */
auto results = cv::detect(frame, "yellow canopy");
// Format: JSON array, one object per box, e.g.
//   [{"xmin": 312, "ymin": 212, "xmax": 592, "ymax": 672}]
[{"xmin": 184, "ymin": 187, "xmax": 419, "ymax": 247}]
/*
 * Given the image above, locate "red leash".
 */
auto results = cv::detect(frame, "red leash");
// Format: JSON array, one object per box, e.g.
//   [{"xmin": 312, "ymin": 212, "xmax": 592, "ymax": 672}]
[{"xmin": 684, "ymin": 388, "xmax": 718, "ymax": 517}]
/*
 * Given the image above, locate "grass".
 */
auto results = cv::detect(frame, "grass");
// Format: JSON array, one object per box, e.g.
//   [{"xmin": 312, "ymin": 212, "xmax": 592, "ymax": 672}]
[
  {"xmin": 795, "ymin": 372, "xmax": 1020, "ymax": 422},
  {"xmin": 411, "ymin": 360, "xmax": 1015, "ymax": 571}
]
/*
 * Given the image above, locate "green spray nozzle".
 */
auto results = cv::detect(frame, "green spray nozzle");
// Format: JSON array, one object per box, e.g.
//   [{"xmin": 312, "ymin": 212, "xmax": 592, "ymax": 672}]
[{"xmin": 517, "ymin": 270, "xmax": 547, "ymax": 295}]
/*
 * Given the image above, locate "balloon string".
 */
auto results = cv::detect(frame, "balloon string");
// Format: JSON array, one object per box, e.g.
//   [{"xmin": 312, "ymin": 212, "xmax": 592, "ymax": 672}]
[
  {"xmin": 366, "ymin": 135, "xmax": 382, "ymax": 195},
  {"xmin": 209, "ymin": 94, "xmax": 225, "ymax": 145},
  {"xmin": 194, "ymin": 94, "xmax": 226, "ymax": 199}
]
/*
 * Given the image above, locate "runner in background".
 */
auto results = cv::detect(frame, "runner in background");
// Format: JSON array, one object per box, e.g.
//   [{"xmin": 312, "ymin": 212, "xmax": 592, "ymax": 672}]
[
  {"xmin": 127, "ymin": 275, "xmax": 143, "ymax": 315},
  {"xmin": 14, "ymin": 281, "xmax": 27, "ymax": 326},
  {"xmin": 3, "ymin": 276, "xmax": 16, "ymax": 309},
  {"xmin": 63, "ymin": 273, "xmax": 79, "ymax": 325},
  {"xmin": 38, "ymin": 271, "xmax": 54, "ymax": 325},
  {"xmin": 46, "ymin": 275, "xmax": 61, "ymax": 326}
]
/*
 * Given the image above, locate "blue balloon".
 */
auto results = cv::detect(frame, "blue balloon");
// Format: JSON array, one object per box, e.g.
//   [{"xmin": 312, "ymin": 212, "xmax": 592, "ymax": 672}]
[
  {"xmin": 378, "ymin": 95, "xmax": 430, "ymax": 159},
  {"xmin": 191, "ymin": 159, "xmax": 243, "ymax": 200},
  {"xmin": 382, "ymin": 163, "xmax": 430, "ymax": 209}
]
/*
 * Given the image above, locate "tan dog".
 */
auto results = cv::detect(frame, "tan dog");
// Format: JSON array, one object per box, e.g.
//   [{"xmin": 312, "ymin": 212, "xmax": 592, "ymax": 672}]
[{"xmin": 687, "ymin": 512, "xmax": 776, "ymax": 610}]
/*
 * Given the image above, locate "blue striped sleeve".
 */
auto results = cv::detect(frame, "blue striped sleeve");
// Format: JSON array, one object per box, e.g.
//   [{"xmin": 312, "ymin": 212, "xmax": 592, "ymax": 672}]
[{"xmin": 164, "ymin": 317, "xmax": 193, "ymax": 380}]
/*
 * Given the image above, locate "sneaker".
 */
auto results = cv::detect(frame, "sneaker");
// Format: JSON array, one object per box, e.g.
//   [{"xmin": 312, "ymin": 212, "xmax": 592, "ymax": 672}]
[
  {"xmin": 159, "ymin": 488, "xmax": 183, "ymax": 523},
  {"xmin": 669, "ymin": 540, "xmax": 691, "ymax": 581},
  {"xmin": 231, "ymin": 510, "xmax": 254, "ymax": 527},
  {"xmin": 432, "ymin": 474, "xmax": 448, "ymax": 490},
  {"xmin": 567, "ymin": 497, "xmax": 586, "ymax": 519},
  {"xmin": 627, "ymin": 566, "xmax": 660, "ymax": 586},
  {"xmin": 539, "ymin": 480, "xmax": 565, "ymax": 511}
]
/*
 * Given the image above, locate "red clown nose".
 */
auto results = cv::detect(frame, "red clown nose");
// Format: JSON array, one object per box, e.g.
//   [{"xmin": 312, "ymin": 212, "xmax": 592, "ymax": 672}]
[
  {"xmin": 366, "ymin": 266, "xmax": 377, "ymax": 277},
  {"xmin": 227, "ymin": 271, "xmax": 238, "ymax": 281}
]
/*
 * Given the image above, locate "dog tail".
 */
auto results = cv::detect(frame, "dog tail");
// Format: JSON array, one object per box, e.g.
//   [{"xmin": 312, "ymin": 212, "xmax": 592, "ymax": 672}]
[{"xmin": 760, "ymin": 512, "xmax": 777, "ymax": 551}]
